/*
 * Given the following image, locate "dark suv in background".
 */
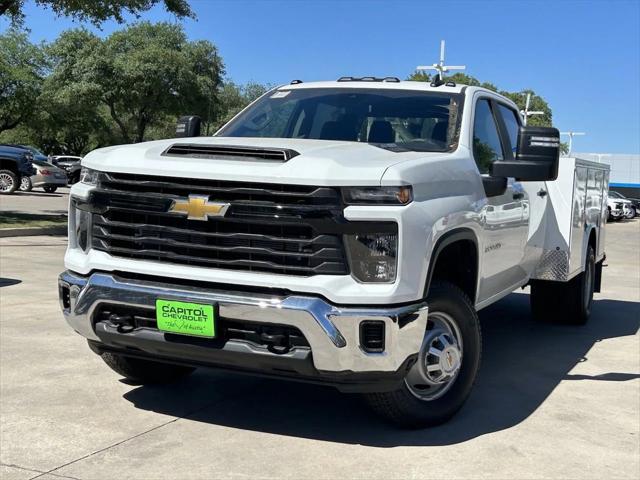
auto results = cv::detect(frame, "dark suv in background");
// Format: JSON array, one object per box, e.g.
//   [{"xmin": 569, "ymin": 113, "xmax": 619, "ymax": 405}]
[
  {"xmin": 51, "ymin": 155, "xmax": 83, "ymax": 184},
  {"xmin": 0, "ymin": 145, "xmax": 36, "ymax": 194}
]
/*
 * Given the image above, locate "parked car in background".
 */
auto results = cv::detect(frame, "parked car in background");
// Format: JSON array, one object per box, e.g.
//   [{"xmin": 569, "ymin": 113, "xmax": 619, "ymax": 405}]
[
  {"xmin": 0, "ymin": 145, "xmax": 36, "ymax": 194},
  {"xmin": 607, "ymin": 197, "xmax": 624, "ymax": 221},
  {"xmin": 608, "ymin": 190, "xmax": 639, "ymax": 217},
  {"xmin": 51, "ymin": 155, "xmax": 83, "ymax": 184},
  {"xmin": 19, "ymin": 159, "xmax": 68, "ymax": 193}
]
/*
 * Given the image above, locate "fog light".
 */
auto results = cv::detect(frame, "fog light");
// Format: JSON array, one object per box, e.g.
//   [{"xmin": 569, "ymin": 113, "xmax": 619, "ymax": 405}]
[
  {"xmin": 345, "ymin": 233, "xmax": 397, "ymax": 283},
  {"xmin": 360, "ymin": 320, "xmax": 385, "ymax": 353}
]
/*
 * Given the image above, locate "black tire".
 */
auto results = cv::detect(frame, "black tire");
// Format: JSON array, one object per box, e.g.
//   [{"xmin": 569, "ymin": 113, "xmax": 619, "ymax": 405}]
[
  {"xmin": 530, "ymin": 245, "xmax": 596, "ymax": 325},
  {"xmin": 364, "ymin": 281, "xmax": 482, "ymax": 428},
  {"xmin": 69, "ymin": 173, "xmax": 80, "ymax": 185},
  {"xmin": 19, "ymin": 176, "xmax": 33, "ymax": 192},
  {"xmin": 99, "ymin": 351, "xmax": 195, "ymax": 384},
  {"xmin": 0, "ymin": 169, "xmax": 19, "ymax": 195},
  {"xmin": 43, "ymin": 185, "xmax": 57, "ymax": 193}
]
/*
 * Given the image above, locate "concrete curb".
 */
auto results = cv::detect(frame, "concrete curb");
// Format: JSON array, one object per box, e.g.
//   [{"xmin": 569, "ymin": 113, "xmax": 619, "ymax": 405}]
[{"xmin": 0, "ymin": 225, "xmax": 67, "ymax": 238}]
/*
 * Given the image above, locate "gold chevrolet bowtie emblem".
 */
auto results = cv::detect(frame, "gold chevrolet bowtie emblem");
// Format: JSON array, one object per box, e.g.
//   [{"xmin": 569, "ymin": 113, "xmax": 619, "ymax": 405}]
[{"xmin": 168, "ymin": 195, "xmax": 230, "ymax": 221}]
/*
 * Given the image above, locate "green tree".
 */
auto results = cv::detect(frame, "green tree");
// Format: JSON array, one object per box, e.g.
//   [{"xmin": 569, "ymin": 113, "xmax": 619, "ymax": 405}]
[
  {"xmin": 212, "ymin": 80, "xmax": 270, "ymax": 131},
  {"xmin": 54, "ymin": 22, "xmax": 224, "ymax": 143},
  {"xmin": 407, "ymin": 70, "xmax": 553, "ymax": 127},
  {"xmin": 0, "ymin": 0, "xmax": 193, "ymax": 25},
  {"xmin": 0, "ymin": 28, "xmax": 45, "ymax": 133}
]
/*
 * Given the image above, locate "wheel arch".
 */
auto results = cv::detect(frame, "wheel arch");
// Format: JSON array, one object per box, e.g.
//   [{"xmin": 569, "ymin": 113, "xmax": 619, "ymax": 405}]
[{"xmin": 423, "ymin": 228, "xmax": 480, "ymax": 303}]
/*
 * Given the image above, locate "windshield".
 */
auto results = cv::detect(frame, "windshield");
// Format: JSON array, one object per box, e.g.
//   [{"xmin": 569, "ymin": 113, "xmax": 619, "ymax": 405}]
[
  {"xmin": 609, "ymin": 191, "xmax": 623, "ymax": 199},
  {"xmin": 33, "ymin": 160, "xmax": 54, "ymax": 167},
  {"xmin": 22, "ymin": 146, "xmax": 46, "ymax": 156},
  {"xmin": 217, "ymin": 88, "xmax": 463, "ymax": 152}
]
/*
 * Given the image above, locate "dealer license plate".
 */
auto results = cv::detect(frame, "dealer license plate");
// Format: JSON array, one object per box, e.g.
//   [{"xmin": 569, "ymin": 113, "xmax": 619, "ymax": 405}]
[{"xmin": 156, "ymin": 299, "xmax": 215, "ymax": 338}]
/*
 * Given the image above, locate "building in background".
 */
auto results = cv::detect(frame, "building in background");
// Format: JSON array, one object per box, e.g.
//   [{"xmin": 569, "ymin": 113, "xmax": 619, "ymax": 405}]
[{"xmin": 574, "ymin": 153, "xmax": 640, "ymax": 198}]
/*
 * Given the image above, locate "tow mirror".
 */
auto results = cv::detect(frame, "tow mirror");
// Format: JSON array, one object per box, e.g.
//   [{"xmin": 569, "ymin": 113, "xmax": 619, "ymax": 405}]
[
  {"xmin": 491, "ymin": 126, "xmax": 560, "ymax": 181},
  {"xmin": 175, "ymin": 115, "xmax": 202, "ymax": 138}
]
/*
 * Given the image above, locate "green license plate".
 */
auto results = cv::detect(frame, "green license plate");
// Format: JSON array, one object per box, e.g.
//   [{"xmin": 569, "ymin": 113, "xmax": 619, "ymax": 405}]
[{"xmin": 156, "ymin": 299, "xmax": 215, "ymax": 338}]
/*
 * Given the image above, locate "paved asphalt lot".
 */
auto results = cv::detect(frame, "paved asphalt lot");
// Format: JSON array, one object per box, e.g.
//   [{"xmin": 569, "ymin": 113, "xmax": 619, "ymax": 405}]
[
  {"xmin": 0, "ymin": 188, "xmax": 70, "ymax": 216},
  {"xmin": 0, "ymin": 221, "xmax": 638, "ymax": 480}
]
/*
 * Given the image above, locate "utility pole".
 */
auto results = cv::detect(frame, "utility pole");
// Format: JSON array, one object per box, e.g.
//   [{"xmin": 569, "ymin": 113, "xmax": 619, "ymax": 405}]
[
  {"xmin": 520, "ymin": 93, "xmax": 544, "ymax": 126},
  {"xmin": 416, "ymin": 40, "xmax": 466, "ymax": 86},
  {"xmin": 560, "ymin": 131, "xmax": 586, "ymax": 156},
  {"xmin": 206, "ymin": 51, "xmax": 219, "ymax": 136}
]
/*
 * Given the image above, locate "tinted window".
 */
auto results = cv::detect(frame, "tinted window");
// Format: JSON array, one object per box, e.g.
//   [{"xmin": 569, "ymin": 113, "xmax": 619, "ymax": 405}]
[
  {"xmin": 473, "ymin": 99, "xmax": 504, "ymax": 173},
  {"xmin": 218, "ymin": 88, "xmax": 463, "ymax": 152},
  {"xmin": 497, "ymin": 104, "xmax": 520, "ymax": 155}
]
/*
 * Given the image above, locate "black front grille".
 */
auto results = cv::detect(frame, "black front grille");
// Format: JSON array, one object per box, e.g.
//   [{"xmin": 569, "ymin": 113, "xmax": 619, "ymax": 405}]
[{"xmin": 88, "ymin": 173, "xmax": 349, "ymax": 276}]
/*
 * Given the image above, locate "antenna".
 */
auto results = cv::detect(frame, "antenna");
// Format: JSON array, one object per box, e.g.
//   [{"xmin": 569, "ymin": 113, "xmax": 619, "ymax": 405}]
[
  {"xmin": 560, "ymin": 131, "xmax": 586, "ymax": 156},
  {"xmin": 416, "ymin": 40, "xmax": 466, "ymax": 86},
  {"xmin": 520, "ymin": 93, "xmax": 544, "ymax": 126}
]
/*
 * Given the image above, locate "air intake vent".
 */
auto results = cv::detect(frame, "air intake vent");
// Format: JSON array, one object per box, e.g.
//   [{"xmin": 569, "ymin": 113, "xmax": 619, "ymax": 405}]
[{"xmin": 162, "ymin": 144, "xmax": 300, "ymax": 162}]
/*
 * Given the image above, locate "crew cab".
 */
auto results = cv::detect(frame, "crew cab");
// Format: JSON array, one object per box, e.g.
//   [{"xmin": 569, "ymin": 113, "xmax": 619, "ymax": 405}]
[{"xmin": 59, "ymin": 79, "xmax": 609, "ymax": 427}]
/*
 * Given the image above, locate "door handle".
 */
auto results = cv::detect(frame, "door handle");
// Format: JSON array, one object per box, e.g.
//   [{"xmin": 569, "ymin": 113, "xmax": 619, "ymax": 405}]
[
  {"xmin": 513, "ymin": 192, "xmax": 524, "ymax": 200},
  {"xmin": 537, "ymin": 189, "xmax": 548, "ymax": 197}
]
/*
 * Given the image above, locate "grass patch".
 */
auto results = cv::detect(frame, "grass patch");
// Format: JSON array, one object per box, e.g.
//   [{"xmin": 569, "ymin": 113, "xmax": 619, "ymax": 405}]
[{"xmin": 0, "ymin": 211, "xmax": 68, "ymax": 229}]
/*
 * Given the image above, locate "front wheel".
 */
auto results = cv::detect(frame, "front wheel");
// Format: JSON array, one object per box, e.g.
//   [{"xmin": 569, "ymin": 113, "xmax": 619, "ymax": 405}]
[
  {"xmin": 364, "ymin": 281, "xmax": 482, "ymax": 428},
  {"xmin": 43, "ymin": 185, "xmax": 57, "ymax": 193},
  {"xmin": 19, "ymin": 176, "xmax": 33, "ymax": 192},
  {"xmin": 0, "ymin": 170, "xmax": 18, "ymax": 195},
  {"xmin": 99, "ymin": 351, "xmax": 195, "ymax": 384}
]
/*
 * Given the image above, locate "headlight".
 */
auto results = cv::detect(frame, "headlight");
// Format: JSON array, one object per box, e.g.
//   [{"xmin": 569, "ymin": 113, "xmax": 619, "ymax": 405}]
[
  {"xmin": 72, "ymin": 201, "xmax": 91, "ymax": 252},
  {"xmin": 345, "ymin": 233, "xmax": 398, "ymax": 283},
  {"xmin": 79, "ymin": 167, "xmax": 99, "ymax": 185},
  {"xmin": 342, "ymin": 186, "xmax": 412, "ymax": 205}
]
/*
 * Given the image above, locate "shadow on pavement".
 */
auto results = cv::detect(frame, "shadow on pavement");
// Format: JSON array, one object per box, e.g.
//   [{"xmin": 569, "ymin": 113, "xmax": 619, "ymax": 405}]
[
  {"xmin": 0, "ymin": 278, "xmax": 22, "ymax": 287},
  {"xmin": 15, "ymin": 192, "xmax": 64, "ymax": 197},
  {"xmin": 123, "ymin": 293, "xmax": 639, "ymax": 446}
]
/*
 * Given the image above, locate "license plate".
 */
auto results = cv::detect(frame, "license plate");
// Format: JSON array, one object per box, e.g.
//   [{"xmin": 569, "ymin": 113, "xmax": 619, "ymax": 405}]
[{"xmin": 156, "ymin": 299, "xmax": 215, "ymax": 338}]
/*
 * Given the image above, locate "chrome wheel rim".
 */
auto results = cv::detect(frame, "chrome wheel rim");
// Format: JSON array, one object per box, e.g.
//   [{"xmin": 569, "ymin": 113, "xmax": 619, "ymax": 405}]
[
  {"xmin": 0, "ymin": 173, "xmax": 15, "ymax": 192},
  {"xmin": 19, "ymin": 176, "xmax": 30, "ymax": 191},
  {"xmin": 405, "ymin": 311, "xmax": 463, "ymax": 401}
]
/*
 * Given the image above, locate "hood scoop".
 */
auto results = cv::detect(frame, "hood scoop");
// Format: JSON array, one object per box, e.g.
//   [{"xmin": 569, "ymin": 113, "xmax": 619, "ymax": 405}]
[{"xmin": 162, "ymin": 143, "xmax": 300, "ymax": 162}]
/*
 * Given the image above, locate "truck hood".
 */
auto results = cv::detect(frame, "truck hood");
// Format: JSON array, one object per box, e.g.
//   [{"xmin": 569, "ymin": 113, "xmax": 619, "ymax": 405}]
[{"xmin": 82, "ymin": 137, "xmax": 431, "ymax": 186}]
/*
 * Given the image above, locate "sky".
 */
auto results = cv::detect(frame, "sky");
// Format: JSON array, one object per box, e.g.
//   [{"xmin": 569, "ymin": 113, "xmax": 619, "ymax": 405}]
[{"xmin": 2, "ymin": 0, "xmax": 639, "ymax": 153}]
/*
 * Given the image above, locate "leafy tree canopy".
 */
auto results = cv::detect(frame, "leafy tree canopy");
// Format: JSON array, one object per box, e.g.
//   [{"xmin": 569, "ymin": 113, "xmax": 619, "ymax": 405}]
[
  {"xmin": 407, "ymin": 70, "xmax": 552, "ymax": 127},
  {"xmin": 48, "ymin": 22, "xmax": 223, "ymax": 143},
  {"xmin": 0, "ymin": 0, "xmax": 192, "ymax": 25},
  {"xmin": 0, "ymin": 23, "xmax": 269, "ymax": 154},
  {"xmin": 0, "ymin": 28, "xmax": 46, "ymax": 133}
]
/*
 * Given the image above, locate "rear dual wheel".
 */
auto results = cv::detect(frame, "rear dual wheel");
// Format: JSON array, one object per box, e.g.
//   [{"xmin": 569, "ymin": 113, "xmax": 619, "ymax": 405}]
[
  {"xmin": 530, "ymin": 245, "xmax": 596, "ymax": 325},
  {"xmin": 365, "ymin": 282, "xmax": 482, "ymax": 428}
]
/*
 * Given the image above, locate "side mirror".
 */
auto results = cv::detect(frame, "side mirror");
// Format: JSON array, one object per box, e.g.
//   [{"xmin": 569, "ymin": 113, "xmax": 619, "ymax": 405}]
[
  {"xmin": 175, "ymin": 115, "xmax": 202, "ymax": 138},
  {"xmin": 491, "ymin": 126, "xmax": 560, "ymax": 181}
]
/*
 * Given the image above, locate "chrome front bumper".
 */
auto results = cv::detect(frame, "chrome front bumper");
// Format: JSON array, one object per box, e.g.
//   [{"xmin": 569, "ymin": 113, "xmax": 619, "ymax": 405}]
[{"xmin": 58, "ymin": 271, "xmax": 428, "ymax": 374}]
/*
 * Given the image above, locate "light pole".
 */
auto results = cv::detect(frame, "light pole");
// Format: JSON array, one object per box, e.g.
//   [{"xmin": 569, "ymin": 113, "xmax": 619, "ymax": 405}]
[
  {"xmin": 560, "ymin": 131, "xmax": 586, "ymax": 156},
  {"xmin": 416, "ymin": 40, "xmax": 466, "ymax": 86},
  {"xmin": 520, "ymin": 93, "xmax": 544, "ymax": 126},
  {"xmin": 206, "ymin": 51, "xmax": 219, "ymax": 136}
]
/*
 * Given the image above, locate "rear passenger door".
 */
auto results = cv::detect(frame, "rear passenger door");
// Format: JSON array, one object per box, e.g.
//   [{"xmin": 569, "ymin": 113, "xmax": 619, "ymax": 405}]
[{"xmin": 473, "ymin": 97, "xmax": 528, "ymax": 303}]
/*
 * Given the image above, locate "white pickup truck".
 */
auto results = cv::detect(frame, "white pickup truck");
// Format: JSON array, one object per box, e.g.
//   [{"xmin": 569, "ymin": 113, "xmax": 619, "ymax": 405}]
[{"xmin": 59, "ymin": 78, "xmax": 610, "ymax": 427}]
